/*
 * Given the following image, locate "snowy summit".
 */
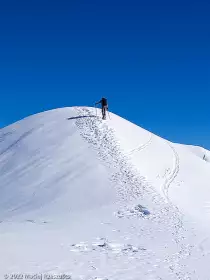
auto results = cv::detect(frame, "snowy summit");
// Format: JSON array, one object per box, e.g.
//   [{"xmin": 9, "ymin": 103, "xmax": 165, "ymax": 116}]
[{"xmin": 1, "ymin": 106, "xmax": 210, "ymax": 279}]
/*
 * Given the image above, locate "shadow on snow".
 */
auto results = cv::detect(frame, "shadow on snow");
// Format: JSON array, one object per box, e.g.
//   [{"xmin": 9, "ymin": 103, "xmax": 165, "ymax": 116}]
[{"xmin": 67, "ymin": 115, "xmax": 96, "ymax": 121}]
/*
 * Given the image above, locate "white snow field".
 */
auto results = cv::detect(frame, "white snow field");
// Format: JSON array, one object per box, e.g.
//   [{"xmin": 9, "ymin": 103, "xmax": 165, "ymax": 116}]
[{"xmin": 1, "ymin": 106, "xmax": 210, "ymax": 280}]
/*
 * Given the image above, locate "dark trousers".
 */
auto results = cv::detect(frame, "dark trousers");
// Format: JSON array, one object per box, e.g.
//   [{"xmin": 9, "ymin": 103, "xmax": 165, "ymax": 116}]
[{"xmin": 102, "ymin": 105, "xmax": 107, "ymax": 119}]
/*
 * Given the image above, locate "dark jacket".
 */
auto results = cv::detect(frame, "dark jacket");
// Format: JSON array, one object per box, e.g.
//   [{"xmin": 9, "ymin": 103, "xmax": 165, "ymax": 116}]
[{"xmin": 96, "ymin": 98, "xmax": 108, "ymax": 107}]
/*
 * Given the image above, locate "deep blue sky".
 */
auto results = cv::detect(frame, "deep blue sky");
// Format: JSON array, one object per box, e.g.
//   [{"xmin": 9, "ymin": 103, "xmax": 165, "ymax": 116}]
[{"xmin": 0, "ymin": 0, "xmax": 209, "ymax": 148}]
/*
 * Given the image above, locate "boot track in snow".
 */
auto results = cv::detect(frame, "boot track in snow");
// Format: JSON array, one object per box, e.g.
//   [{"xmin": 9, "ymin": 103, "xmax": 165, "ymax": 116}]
[{"xmin": 73, "ymin": 107, "xmax": 194, "ymax": 280}]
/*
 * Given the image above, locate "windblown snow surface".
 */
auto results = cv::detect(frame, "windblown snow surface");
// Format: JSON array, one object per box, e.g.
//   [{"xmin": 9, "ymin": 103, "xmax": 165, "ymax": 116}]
[{"xmin": 1, "ymin": 106, "xmax": 210, "ymax": 280}]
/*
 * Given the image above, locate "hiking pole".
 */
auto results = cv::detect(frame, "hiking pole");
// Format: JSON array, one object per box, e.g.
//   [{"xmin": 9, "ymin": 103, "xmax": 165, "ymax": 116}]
[
  {"xmin": 107, "ymin": 109, "xmax": 111, "ymax": 120},
  {"xmin": 95, "ymin": 104, "xmax": 97, "ymax": 116}
]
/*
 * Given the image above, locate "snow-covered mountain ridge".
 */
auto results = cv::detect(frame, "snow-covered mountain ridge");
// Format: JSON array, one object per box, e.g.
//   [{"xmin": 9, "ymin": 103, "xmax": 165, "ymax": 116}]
[{"xmin": 1, "ymin": 106, "xmax": 210, "ymax": 279}]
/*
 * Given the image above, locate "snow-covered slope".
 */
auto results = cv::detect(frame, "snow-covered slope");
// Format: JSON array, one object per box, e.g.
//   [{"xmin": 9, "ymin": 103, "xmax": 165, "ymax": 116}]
[{"xmin": 1, "ymin": 106, "xmax": 210, "ymax": 279}]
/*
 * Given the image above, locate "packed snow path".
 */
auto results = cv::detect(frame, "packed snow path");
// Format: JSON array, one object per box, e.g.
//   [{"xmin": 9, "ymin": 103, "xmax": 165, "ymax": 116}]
[
  {"xmin": 161, "ymin": 141, "xmax": 180, "ymax": 202},
  {"xmin": 74, "ymin": 107, "xmax": 150, "ymax": 202},
  {"xmin": 74, "ymin": 107, "xmax": 194, "ymax": 279},
  {"xmin": 126, "ymin": 132, "xmax": 153, "ymax": 156}
]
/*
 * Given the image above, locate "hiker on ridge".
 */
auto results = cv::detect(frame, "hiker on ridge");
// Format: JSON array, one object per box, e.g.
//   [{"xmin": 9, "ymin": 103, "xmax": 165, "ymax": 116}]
[{"xmin": 95, "ymin": 97, "xmax": 108, "ymax": 120}]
